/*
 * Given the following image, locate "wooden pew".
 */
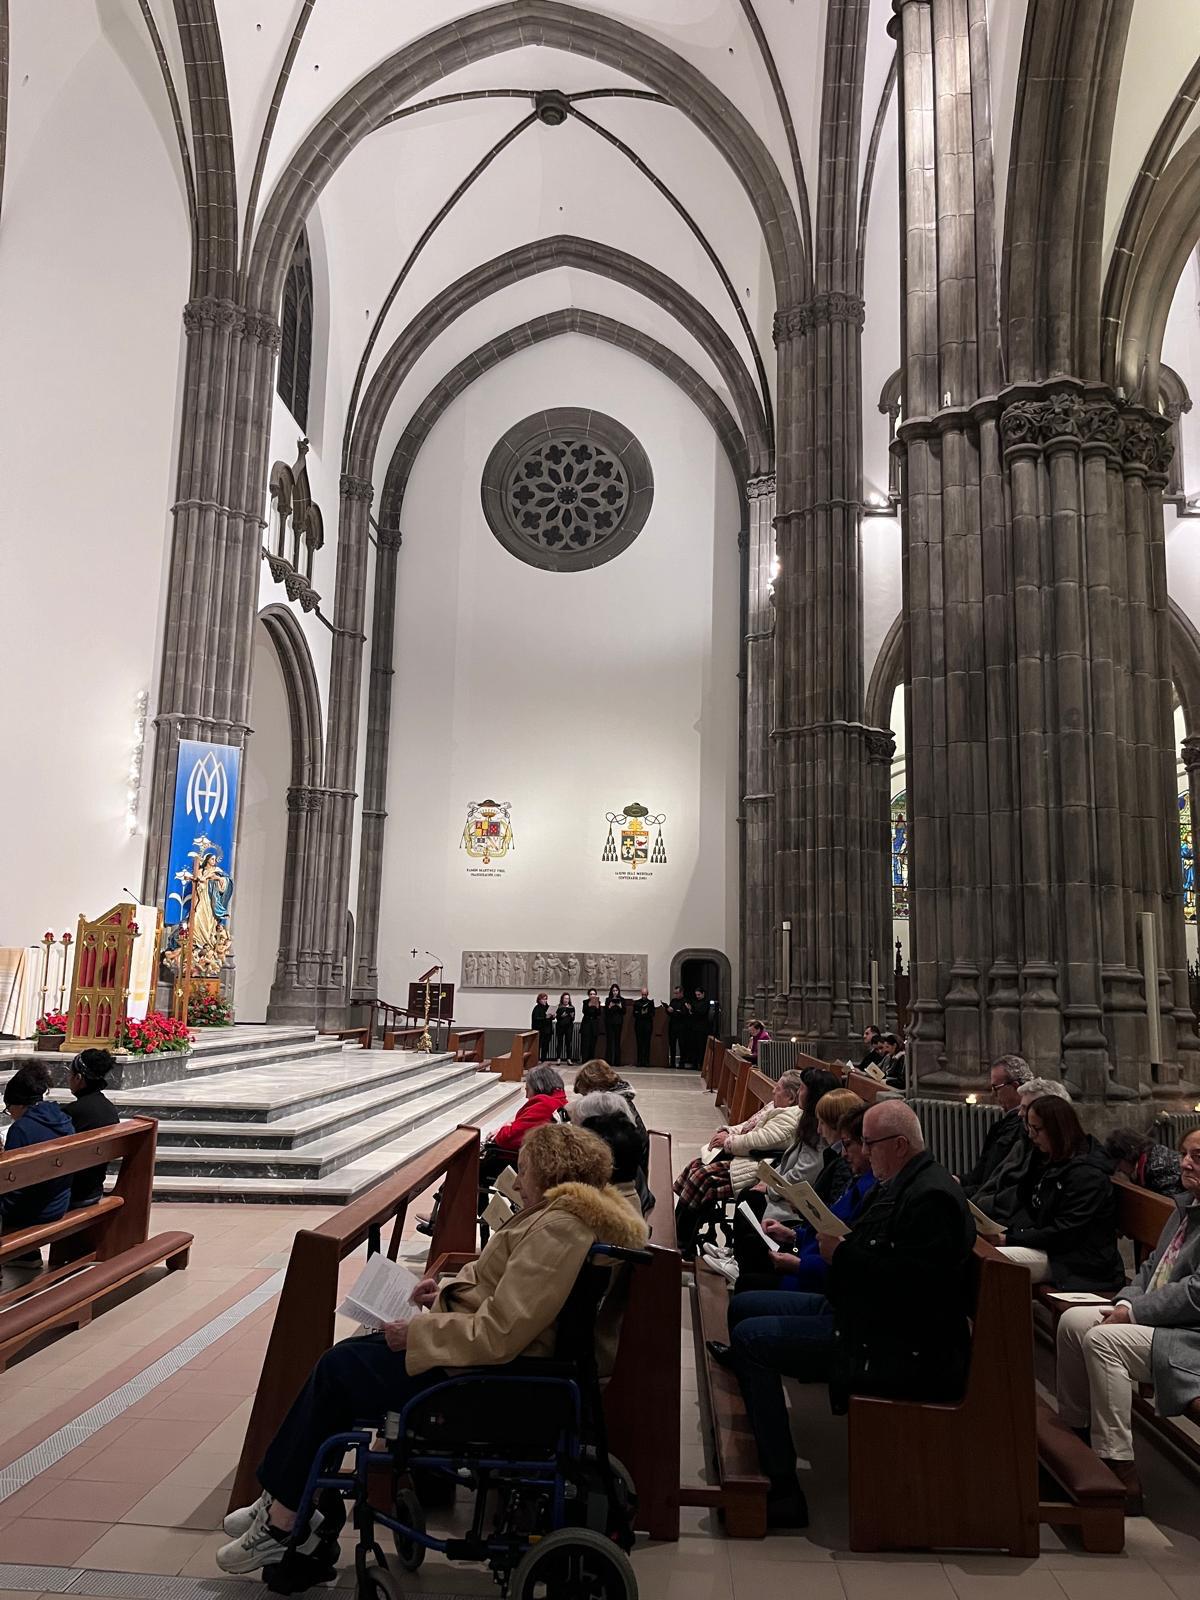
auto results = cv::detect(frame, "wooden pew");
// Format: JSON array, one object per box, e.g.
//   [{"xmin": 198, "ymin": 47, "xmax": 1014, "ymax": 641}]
[
  {"xmin": 382, "ymin": 1025, "xmax": 426, "ymax": 1052},
  {"xmin": 448, "ymin": 1027, "xmax": 486, "ymax": 1066},
  {"xmin": 604, "ymin": 1129, "xmax": 682, "ymax": 1539},
  {"xmin": 230, "ymin": 1126, "xmax": 482, "ymax": 1509},
  {"xmin": 685, "ymin": 1262, "xmax": 770, "ymax": 1535},
  {"xmin": 850, "ymin": 1241, "xmax": 1035, "ymax": 1553},
  {"xmin": 846, "ymin": 1067, "xmax": 893, "ymax": 1104},
  {"xmin": 486, "ymin": 1030, "xmax": 540, "ymax": 1083},
  {"xmin": 0, "ymin": 1119, "xmax": 192, "ymax": 1370},
  {"xmin": 731, "ymin": 1067, "xmax": 773, "ymax": 1124}
]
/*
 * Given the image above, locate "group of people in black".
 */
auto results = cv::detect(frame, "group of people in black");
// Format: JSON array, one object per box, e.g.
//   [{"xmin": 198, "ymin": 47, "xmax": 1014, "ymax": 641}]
[{"xmin": 530, "ymin": 983, "xmax": 718, "ymax": 1069}]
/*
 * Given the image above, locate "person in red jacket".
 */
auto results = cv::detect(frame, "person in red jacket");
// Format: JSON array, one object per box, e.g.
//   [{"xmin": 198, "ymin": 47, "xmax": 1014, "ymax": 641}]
[{"xmin": 480, "ymin": 1065, "xmax": 567, "ymax": 1192}]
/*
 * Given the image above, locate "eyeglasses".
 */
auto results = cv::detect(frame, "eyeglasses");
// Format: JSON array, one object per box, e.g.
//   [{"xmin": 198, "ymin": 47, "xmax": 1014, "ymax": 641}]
[
  {"xmin": 989, "ymin": 1079, "xmax": 1015, "ymax": 1093},
  {"xmin": 862, "ymin": 1133, "xmax": 906, "ymax": 1150}
]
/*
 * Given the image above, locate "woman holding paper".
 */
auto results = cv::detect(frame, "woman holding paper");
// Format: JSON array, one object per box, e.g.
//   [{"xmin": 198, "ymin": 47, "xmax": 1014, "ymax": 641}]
[
  {"xmin": 218, "ymin": 1123, "xmax": 647, "ymax": 1575},
  {"xmin": 672, "ymin": 1069, "xmax": 807, "ymax": 1259}
]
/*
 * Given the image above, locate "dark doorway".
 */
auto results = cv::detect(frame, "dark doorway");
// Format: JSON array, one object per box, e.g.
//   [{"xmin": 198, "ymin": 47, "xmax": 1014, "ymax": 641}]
[{"xmin": 670, "ymin": 947, "xmax": 732, "ymax": 1040}]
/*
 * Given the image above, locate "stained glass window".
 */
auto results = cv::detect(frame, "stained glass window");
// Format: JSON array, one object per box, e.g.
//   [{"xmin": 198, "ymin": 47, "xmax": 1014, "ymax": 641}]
[
  {"xmin": 1181, "ymin": 790, "xmax": 1195, "ymax": 924},
  {"xmin": 891, "ymin": 790, "xmax": 909, "ymax": 919}
]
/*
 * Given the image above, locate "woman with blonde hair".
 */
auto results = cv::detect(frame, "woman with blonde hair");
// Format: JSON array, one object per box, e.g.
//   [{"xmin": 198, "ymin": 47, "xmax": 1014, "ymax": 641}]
[{"xmin": 219, "ymin": 1123, "xmax": 646, "ymax": 1573}]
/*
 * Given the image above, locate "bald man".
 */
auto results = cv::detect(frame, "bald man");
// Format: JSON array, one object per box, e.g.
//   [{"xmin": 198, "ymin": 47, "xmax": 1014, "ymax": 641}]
[
  {"xmin": 728, "ymin": 1099, "xmax": 975, "ymax": 1528},
  {"xmin": 823, "ymin": 1100, "xmax": 975, "ymax": 1406}
]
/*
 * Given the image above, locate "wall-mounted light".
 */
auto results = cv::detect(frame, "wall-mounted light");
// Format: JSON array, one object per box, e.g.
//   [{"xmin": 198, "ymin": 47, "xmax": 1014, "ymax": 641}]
[
  {"xmin": 126, "ymin": 689, "xmax": 149, "ymax": 835},
  {"xmin": 965, "ymin": 1093, "xmax": 978, "ymax": 1106}
]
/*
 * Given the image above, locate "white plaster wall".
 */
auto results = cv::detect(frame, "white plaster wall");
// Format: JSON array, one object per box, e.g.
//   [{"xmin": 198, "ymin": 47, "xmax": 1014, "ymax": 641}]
[
  {"xmin": 0, "ymin": 7, "xmax": 189, "ymax": 950},
  {"xmin": 377, "ymin": 335, "xmax": 741, "ymax": 1030},
  {"xmin": 1163, "ymin": 256, "xmax": 1200, "ymax": 636},
  {"xmin": 234, "ymin": 627, "xmax": 292, "ymax": 1022}
]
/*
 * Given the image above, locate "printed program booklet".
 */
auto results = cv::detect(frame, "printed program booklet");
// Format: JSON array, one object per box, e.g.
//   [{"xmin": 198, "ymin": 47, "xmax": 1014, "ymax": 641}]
[
  {"xmin": 494, "ymin": 1166, "xmax": 523, "ymax": 1207},
  {"xmin": 338, "ymin": 1253, "xmax": 425, "ymax": 1329},
  {"xmin": 967, "ymin": 1200, "xmax": 1005, "ymax": 1238},
  {"xmin": 756, "ymin": 1162, "xmax": 850, "ymax": 1237}
]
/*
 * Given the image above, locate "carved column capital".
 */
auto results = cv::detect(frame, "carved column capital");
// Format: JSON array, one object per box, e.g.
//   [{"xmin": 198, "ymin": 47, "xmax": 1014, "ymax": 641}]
[
  {"xmin": 340, "ymin": 474, "xmax": 375, "ymax": 505},
  {"xmin": 377, "ymin": 525, "xmax": 403, "ymax": 552},
  {"xmin": 183, "ymin": 297, "xmax": 242, "ymax": 335},
  {"xmin": 865, "ymin": 729, "xmax": 897, "ymax": 765},
  {"xmin": 773, "ymin": 294, "xmax": 866, "ymax": 347},
  {"xmin": 286, "ymin": 786, "xmax": 323, "ymax": 814},
  {"xmin": 245, "ymin": 311, "xmax": 282, "ymax": 352},
  {"xmin": 1182, "ymin": 736, "xmax": 1200, "ymax": 775},
  {"xmin": 737, "ymin": 527, "xmax": 749, "ymax": 552},
  {"xmin": 746, "ymin": 473, "xmax": 777, "ymax": 501}
]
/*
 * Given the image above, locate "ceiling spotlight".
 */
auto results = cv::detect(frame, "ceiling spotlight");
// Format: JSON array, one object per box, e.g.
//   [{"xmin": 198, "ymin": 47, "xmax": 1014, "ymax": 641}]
[{"xmin": 535, "ymin": 91, "xmax": 571, "ymax": 127}]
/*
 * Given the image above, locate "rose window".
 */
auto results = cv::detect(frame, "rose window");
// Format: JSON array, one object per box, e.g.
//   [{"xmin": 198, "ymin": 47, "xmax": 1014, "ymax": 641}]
[{"xmin": 481, "ymin": 408, "xmax": 653, "ymax": 573}]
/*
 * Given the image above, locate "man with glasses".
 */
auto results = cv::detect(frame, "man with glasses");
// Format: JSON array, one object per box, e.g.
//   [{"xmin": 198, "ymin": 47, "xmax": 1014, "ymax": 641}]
[
  {"xmin": 728, "ymin": 1100, "xmax": 974, "ymax": 1529},
  {"xmin": 961, "ymin": 1055, "xmax": 1032, "ymax": 1199}
]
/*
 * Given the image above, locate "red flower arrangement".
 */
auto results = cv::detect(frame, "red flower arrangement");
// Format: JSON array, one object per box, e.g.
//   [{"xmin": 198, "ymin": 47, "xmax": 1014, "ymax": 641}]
[
  {"xmin": 187, "ymin": 992, "xmax": 233, "ymax": 1027},
  {"xmin": 34, "ymin": 1010, "xmax": 69, "ymax": 1036},
  {"xmin": 118, "ymin": 1011, "xmax": 193, "ymax": 1056}
]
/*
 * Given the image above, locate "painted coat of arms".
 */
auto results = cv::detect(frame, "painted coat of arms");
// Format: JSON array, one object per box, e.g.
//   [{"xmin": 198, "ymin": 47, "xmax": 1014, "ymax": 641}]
[
  {"xmin": 461, "ymin": 799, "xmax": 514, "ymax": 865},
  {"xmin": 602, "ymin": 801, "xmax": 666, "ymax": 872}
]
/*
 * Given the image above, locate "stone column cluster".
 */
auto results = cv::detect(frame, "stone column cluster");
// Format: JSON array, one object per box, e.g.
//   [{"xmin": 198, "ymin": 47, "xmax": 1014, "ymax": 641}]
[
  {"xmin": 269, "ymin": 785, "xmax": 323, "ymax": 1022},
  {"xmin": 143, "ymin": 298, "xmax": 281, "ymax": 919},
  {"xmin": 891, "ymin": 0, "xmax": 1197, "ymax": 1092},
  {"xmin": 352, "ymin": 518, "xmax": 404, "ymax": 1009},
  {"xmin": 740, "ymin": 473, "xmax": 776, "ymax": 1025}
]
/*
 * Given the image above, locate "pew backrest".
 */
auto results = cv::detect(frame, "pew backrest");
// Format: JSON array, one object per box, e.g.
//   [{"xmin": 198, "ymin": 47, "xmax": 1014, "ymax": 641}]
[{"xmin": 1112, "ymin": 1175, "xmax": 1175, "ymax": 1266}]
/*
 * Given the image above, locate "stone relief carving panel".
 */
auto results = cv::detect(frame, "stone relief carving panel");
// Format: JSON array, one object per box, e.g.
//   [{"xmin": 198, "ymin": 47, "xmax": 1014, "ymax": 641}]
[{"xmin": 461, "ymin": 951, "xmax": 648, "ymax": 990}]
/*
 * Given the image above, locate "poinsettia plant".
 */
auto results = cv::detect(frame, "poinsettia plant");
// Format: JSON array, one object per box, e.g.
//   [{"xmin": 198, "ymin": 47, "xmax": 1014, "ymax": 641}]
[
  {"xmin": 34, "ymin": 1010, "xmax": 69, "ymax": 1036},
  {"xmin": 118, "ymin": 1011, "xmax": 192, "ymax": 1056},
  {"xmin": 188, "ymin": 991, "xmax": 233, "ymax": 1027}
]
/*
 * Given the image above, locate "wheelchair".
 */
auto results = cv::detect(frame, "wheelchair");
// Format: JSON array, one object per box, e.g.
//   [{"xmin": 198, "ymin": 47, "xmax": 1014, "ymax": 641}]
[{"xmin": 264, "ymin": 1242, "xmax": 648, "ymax": 1600}]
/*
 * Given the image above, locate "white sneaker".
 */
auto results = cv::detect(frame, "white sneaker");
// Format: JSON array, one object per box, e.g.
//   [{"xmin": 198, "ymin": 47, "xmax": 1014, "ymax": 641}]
[
  {"xmin": 216, "ymin": 1506, "xmax": 323, "ymax": 1574},
  {"xmin": 223, "ymin": 1491, "xmax": 272, "ymax": 1537},
  {"xmin": 701, "ymin": 1242, "xmax": 733, "ymax": 1262},
  {"xmin": 708, "ymin": 1255, "xmax": 740, "ymax": 1285}
]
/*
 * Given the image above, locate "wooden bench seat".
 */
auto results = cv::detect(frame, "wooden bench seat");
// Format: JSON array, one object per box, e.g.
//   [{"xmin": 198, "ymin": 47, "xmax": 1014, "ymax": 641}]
[
  {"xmin": 684, "ymin": 1262, "xmax": 769, "ymax": 1536},
  {"xmin": 0, "ymin": 1118, "xmax": 192, "ymax": 1369},
  {"xmin": 1035, "ymin": 1399, "xmax": 1125, "ymax": 1553}
]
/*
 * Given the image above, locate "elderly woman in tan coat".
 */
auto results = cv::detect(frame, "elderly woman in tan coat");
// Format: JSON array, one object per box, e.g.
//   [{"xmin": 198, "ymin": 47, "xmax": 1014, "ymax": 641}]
[
  {"xmin": 673, "ymin": 1069, "xmax": 807, "ymax": 1260},
  {"xmin": 218, "ymin": 1124, "xmax": 647, "ymax": 1574}
]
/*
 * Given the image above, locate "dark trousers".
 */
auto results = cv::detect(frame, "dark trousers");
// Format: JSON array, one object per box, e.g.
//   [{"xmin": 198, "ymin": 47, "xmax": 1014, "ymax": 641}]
[
  {"xmin": 580, "ymin": 1025, "xmax": 598, "ymax": 1061},
  {"xmin": 668, "ymin": 1023, "xmax": 684, "ymax": 1068},
  {"xmin": 259, "ymin": 1334, "xmax": 448, "ymax": 1509},
  {"xmin": 731, "ymin": 1187, "xmax": 776, "ymax": 1277},
  {"xmin": 634, "ymin": 1023, "xmax": 652, "ymax": 1069},
  {"xmin": 729, "ymin": 1291, "xmax": 834, "ymax": 1483},
  {"xmin": 605, "ymin": 1022, "xmax": 622, "ymax": 1066},
  {"xmin": 537, "ymin": 1026, "xmax": 553, "ymax": 1063},
  {"xmin": 555, "ymin": 1024, "xmax": 574, "ymax": 1062}
]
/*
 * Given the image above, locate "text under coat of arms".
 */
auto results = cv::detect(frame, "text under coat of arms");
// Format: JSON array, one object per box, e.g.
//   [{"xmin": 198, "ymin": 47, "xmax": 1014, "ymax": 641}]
[
  {"xmin": 602, "ymin": 801, "xmax": 666, "ymax": 871},
  {"xmin": 461, "ymin": 799, "xmax": 514, "ymax": 865}
]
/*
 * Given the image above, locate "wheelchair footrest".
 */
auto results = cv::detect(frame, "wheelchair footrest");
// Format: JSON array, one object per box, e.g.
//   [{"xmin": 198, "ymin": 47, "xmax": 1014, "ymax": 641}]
[{"xmin": 262, "ymin": 1536, "xmax": 341, "ymax": 1594}]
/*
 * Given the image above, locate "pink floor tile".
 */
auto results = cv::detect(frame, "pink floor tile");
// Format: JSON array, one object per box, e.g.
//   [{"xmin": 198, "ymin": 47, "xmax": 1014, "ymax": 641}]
[
  {"xmin": 25, "ymin": 1476, "xmax": 149, "ymax": 1522},
  {"xmin": 118, "ymin": 1417, "xmax": 223, "ymax": 1454},
  {"xmin": 70, "ymin": 1443, "xmax": 192, "ymax": 1483},
  {"xmin": 0, "ymin": 1516, "xmax": 110, "ymax": 1564}
]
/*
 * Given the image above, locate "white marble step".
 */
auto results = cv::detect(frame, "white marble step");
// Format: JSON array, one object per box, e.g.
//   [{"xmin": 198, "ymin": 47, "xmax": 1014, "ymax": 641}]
[
  {"xmin": 150, "ymin": 1079, "xmax": 523, "ymax": 1202},
  {"xmin": 151, "ymin": 1062, "xmax": 479, "ymax": 1149},
  {"xmin": 151, "ymin": 1066, "xmax": 502, "ymax": 1177},
  {"xmin": 187, "ymin": 1024, "xmax": 321, "ymax": 1054},
  {"xmin": 175, "ymin": 1035, "xmax": 351, "ymax": 1077},
  {"xmin": 111, "ymin": 1047, "xmax": 456, "ymax": 1122}
]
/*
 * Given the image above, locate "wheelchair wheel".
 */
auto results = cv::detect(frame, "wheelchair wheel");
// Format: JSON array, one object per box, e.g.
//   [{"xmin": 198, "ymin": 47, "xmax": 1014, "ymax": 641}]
[
  {"xmin": 510, "ymin": 1526, "xmax": 637, "ymax": 1600},
  {"xmin": 356, "ymin": 1563, "xmax": 401, "ymax": 1600},
  {"xmin": 389, "ymin": 1488, "xmax": 426, "ymax": 1572}
]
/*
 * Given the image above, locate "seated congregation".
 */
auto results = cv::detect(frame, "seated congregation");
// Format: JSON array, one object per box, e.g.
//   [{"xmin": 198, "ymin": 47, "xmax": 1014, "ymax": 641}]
[{"xmin": 685, "ymin": 1051, "xmax": 1200, "ymax": 1529}]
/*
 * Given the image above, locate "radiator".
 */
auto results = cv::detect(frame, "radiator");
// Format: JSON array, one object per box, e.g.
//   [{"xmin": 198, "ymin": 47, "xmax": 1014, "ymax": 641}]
[
  {"xmin": 910, "ymin": 1098, "xmax": 1002, "ymax": 1177},
  {"xmin": 1154, "ymin": 1111, "xmax": 1200, "ymax": 1146},
  {"xmin": 758, "ymin": 1041, "xmax": 799, "ymax": 1080}
]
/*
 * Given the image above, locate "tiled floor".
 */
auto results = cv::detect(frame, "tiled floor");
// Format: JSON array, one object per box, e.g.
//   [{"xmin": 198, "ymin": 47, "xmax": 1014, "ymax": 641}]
[{"xmin": 0, "ymin": 1069, "xmax": 1197, "ymax": 1600}]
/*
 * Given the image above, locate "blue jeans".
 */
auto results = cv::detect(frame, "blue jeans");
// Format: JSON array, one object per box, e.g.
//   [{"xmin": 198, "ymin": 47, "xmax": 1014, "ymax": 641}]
[
  {"xmin": 259, "ymin": 1334, "xmax": 447, "ymax": 1509},
  {"xmin": 729, "ymin": 1291, "xmax": 835, "ymax": 1483}
]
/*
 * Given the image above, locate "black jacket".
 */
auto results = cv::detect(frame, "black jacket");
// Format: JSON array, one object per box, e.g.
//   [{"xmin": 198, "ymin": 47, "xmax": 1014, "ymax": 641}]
[
  {"xmin": 826, "ymin": 1150, "xmax": 976, "ymax": 1409},
  {"xmin": 555, "ymin": 1004, "xmax": 575, "ymax": 1031},
  {"xmin": 64, "ymin": 1087, "xmax": 121, "ymax": 1207},
  {"xmin": 632, "ymin": 997, "xmax": 655, "ymax": 1026},
  {"xmin": 814, "ymin": 1144, "xmax": 853, "ymax": 1207},
  {"xmin": 604, "ymin": 997, "xmax": 625, "ymax": 1028},
  {"xmin": 1006, "ymin": 1138, "xmax": 1124, "ymax": 1292},
  {"xmin": 532, "ymin": 1002, "xmax": 552, "ymax": 1033},
  {"xmin": 962, "ymin": 1108, "xmax": 1025, "ymax": 1198}
]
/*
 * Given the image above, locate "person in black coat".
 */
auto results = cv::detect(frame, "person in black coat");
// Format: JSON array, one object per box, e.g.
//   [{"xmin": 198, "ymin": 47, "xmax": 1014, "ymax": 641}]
[
  {"xmin": 632, "ymin": 988, "xmax": 655, "ymax": 1069},
  {"xmin": 63, "ymin": 1049, "xmax": 121, "ymax": 1207},
  {"xmin": 730, "ymin": 1100, "xmax": 975, "ymax": 1528},
  {"xmin": 531, "ymin": 994, "xmax": 554, "ymax": 1064},
  {"xmin": 999, "ymin": 1096, "xmax": 1124, "ymax": 1292},
  {"xmin": 686, "ymin": 988, "xmax": 715, "ymax": 1070},
  {"xmin": 579, "ymin": 989, "xmax": 602, "ymax": 1060},
  {"xmin": 603, "ymin": 985, "xmax": 625, "ymax": 1066},
  {"xmin": 961, "ymin": 1055, "xmax": 1032, "ymax": 1197},
  {"xmin": 554, "ymin": 993, "xmax": 576, "ymax": 1063},
  {"xmin": 667, "ymin": 987, "xmax": 688, "ymax": 1068}
]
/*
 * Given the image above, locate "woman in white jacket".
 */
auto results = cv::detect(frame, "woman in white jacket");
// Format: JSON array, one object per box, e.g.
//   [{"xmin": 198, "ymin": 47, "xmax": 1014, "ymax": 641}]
[{"xmin": 673, "ymin": 1070, "xmax": 806, "ymax": 1259}]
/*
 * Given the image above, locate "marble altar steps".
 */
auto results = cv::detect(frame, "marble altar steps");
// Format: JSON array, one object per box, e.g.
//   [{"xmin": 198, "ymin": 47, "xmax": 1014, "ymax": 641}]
[{"xmin": 104, "ymin": 1027, "xmax": 522, "ymax": 1203}]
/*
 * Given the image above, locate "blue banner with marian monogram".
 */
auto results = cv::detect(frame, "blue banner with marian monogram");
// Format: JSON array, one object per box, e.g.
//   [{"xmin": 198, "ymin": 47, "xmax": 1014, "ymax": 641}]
[{"xmin": 164, "ymin": 740, "xmax": 241, "ymax": 935}]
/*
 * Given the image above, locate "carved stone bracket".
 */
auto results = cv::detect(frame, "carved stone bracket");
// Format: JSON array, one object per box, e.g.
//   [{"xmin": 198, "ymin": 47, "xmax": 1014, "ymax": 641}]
[
  {"xmin": 1182, "ymin": 735, "xmax": 1200, "ymax": 775},
  {"xmin": 865, "ymin": 728, "xmax": 897, "ymax": 765}
]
